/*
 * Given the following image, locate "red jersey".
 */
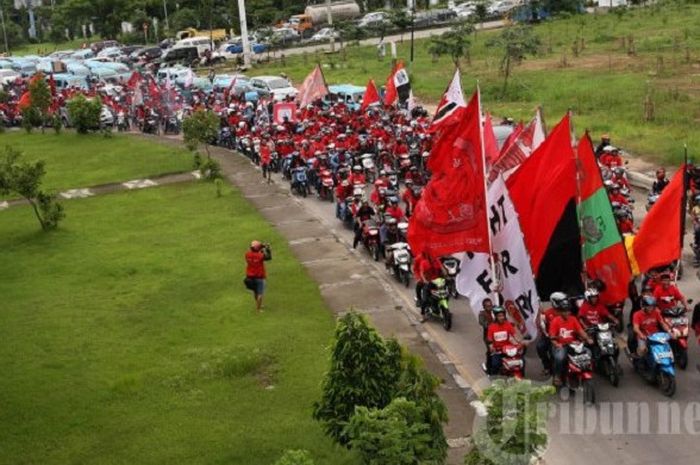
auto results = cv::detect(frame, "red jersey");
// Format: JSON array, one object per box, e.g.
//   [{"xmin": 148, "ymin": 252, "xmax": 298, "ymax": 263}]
[
  {"xmin": 578, "ymin": 302, "xmax": 611, "ymax": 326},
  {"xmin": 633, "ymin": 308, "xmax": 665, "ymax": 336},
  {"xmin": 549, "ymin": 316, "xmax": 584, "ymax": 345},
  {"xmin": 413, "ymin": 255, "xmax": 440, "ymax": 281},
  {"xmin": 385, "ymin": 205, "xmax": 405, "ymax": 220},
  {"xmin": 653, "ymin": 285, "xmax": 684, "ymax": 311},
  {"xmin": 245, "ymin": 250, "xmax": 266, "ymax": 279},
  {"xmin": 487, "ymin": 321, "xmax": 517, "ymax": 351}
]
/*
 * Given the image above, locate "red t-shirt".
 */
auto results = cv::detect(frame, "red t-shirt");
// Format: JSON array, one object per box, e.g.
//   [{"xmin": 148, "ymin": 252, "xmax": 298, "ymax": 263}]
[
  {"xmin": 413, "ymin": 256, "xmax": 440, "ymax": 281},
  {"xmin": 633, "ymin": 308, "xmax": 665, "ymax": 336},
  {"xmin": 487, "ymin": 321, "xmax": 516, "ymax": 351},
  {"xmin": 578, "ymin": 302, "xmax": 611, "ymax": 326},
  {"xmin": 385, "ymin": 206, "xmax": 405, "ymax": 220},
  {"xmin": 653, "ymin": 285, "xmax": 683, "ymax": 311},
  {"xmin": 549, "ymin": 316, "xmax": 584, "ymax": 345},
  {"xmin": 245, "ymin": 250, "xmax": 266, "ymax": 279}
]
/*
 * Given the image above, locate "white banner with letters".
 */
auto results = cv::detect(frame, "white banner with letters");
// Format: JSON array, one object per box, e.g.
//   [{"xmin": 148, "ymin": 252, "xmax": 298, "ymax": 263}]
[{"xmin": 456, "ymin": 177, "xmax": 539, "ymax": 339}]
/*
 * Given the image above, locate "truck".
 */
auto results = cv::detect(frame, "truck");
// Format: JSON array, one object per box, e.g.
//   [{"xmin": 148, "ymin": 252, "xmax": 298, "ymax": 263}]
[
  {"xmin": 284, "ymin": 1, "xmax": 361, "ymax": 38},
  {"xmin": 175, "ymin": 28, "xmax": 231, "ymax": 41}
]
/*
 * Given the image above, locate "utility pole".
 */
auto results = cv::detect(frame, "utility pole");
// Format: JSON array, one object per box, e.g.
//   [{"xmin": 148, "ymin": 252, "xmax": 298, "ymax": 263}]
[
  {"xmin": 326, "ymin": 0, "xmax": 334, "ymax": 53},
  {"xmin": 236, "ymin": 0, "xmax": 251, "ymax": 68},
  {"xmin": 409, "ymin": 1, "xmax": 415, "ymax": 67},
  {"xmin": 163, "ymin": 0, "xmax": 170, "ymax": 32},
  {"xmin": 0, "ymin": 7, "xmax": 8, "ymax": 55}
]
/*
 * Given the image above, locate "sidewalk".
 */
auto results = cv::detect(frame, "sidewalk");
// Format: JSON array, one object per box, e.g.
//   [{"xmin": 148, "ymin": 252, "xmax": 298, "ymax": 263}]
[{"xmin": 144, "ymin": 134, "xmax": 476, "ymax": 464}]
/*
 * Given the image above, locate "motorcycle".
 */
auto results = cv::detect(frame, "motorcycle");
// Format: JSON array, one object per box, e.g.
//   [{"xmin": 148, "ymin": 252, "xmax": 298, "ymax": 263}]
[
  {"xmin": 360, "ymin": 153, "xmax": 376, "ymax": 184},
  {"xmin": 561, "ymin": 341, "xmax": 596, "ymax": 404},
  {"xmin": 587, "ymin": 322, "xmax": 621, "ymax": 387},
  {"xmin": 291, "ymin": 167, "xmax": 309, "ymax": 198},
  {"xmin": 440, "ymin": 256, "xmax": 461, "ymax": 299},
  {"xmin": 483, "ymin": 343, "xmax": 525, "ymax": 379},
  {"xmin": 397, "ymin": 221, "xmax": 409, "ymax": 242},
  {"xmin": 142, "ymin": 111, "xmax": 160, "ymax": 135},
  {"xmin": 360, "ymin": 220, "xmax": 381, "ymax": 261},
  {"xmin": 662, "ymin": 304, "xmax": 689, "ymax": 369},
  {"xmin": 164, "ymin": 114, "xmax": 180, "ymax": 135},
  {"xmin": 607, "ymin": 301, "xmax": 625, "ymax": 333},
  {"xmin": 386, "ymin": 242, "xmax": 412, "ymax": 287},
  {"xmin": 646, "ymin": 192, "xmax": 660, "ymax": 211},
  {"xmin": 421, "ymin": 277, "xmax": 452, "ymax": 331},
  {"xmin": 116, "ymin": 111, "xmax": 128, "ymax": 132},
  {"xmin": 318, "ymin": 169, "xmax": 335, "ymax": 202},
  {"xmin": 629, "ymin": 332, "xmax": 676, "ymax": 397}
]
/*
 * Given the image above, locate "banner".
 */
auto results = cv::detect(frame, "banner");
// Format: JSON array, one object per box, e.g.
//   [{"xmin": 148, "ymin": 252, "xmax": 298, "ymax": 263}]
[
  {"xmin": 456, "ymin": 177, "xmax": 539, "ymax": 339},
  {"xmin": 272, "ymin": 102, "xmax": 297, "ymax": 124},
  {"xmin": 297, "ymin": 65, "xmax": 328, "ymax": 108}
]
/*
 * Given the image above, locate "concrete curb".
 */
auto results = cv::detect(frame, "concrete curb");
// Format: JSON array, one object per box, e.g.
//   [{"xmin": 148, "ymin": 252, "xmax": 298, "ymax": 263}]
[{"xmin": 627, "ymin": 170, "xmax": 654, "ymax": 191}]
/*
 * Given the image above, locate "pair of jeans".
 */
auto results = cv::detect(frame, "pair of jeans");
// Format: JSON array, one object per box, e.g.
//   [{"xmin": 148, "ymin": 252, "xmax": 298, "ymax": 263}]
[{"xmin": 552, "ymin": 345, "xmax": 568, "ymax": 380}]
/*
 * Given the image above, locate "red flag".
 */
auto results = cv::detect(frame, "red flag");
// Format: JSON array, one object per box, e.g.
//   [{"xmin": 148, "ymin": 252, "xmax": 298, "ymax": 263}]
[
  {"xmin": 626, "ymin": 166, "xmax": 685, "ymax": 274},
  {"xmin": 383, "ymin": 60, "xmax": 410, "ymax": 106},
  {"xmin": 360, "ymin": 79, "xmax": 380, "ymax": 112},
  {"xmin": 127, "ymin": 71, "xmax": 142, "ymax": 89},
  {"xmin": 297, "ymin": 65, "xmax": 328, "ymax": 108},
  {"xmin": 408, "ymin": 89, "xmax": 489, "ymax": 257},
  {"xmin": 273, "ymin": 102, "xmax": 297, "ymax": 124},
  {"xmin": 507, "ymin": 114, "xmax": 577, "ymax": 274},
  {"xmin": 490, "ymin": 109, "xmax": 546, "ymax": 181},
  {"xmin": 18, "ymin": 91, "xmax": 31, "ymax": 110},
  {"xmin": 428, "ymin": 91, "xmax": 478, "ymax": 175},
  {"xmin": 431, "ymin": 69, "xmax": 466, "ymax": 130},
  {"xmin": 483, "ymin": 113, "xmax": 499, "ymax": 166},
  {"xmin": 225, "ymin": 74, "xmax": 238, "ymax": 103},
  {"xmin": 148, "ymin": 78, "xmax": 160, "ymax": 99}
]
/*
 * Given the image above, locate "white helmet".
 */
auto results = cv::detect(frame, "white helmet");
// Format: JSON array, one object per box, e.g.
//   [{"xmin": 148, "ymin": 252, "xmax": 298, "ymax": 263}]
[{"xmin": 584, "ymin": 288, "xmax": 599, "ymax": 302}]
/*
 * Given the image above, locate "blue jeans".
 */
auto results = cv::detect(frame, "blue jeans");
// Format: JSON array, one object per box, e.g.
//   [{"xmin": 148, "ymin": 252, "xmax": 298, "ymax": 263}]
[
  {"xmin": 552, "ymin": 345, "xmax": 568, "ymax": 380},
  {"xmin": 488, "ymin": 353, "xmax": 504, "ymax": 375}
]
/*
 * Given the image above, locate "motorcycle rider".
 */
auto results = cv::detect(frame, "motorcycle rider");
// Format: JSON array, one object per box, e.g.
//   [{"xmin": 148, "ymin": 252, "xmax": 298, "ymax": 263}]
[
  {"xmin": 385, "ymin": 197, "xmax": 405, "ymax": 221},
  {"xmin": 578, "ymin": 288, "xmax": 620, "ymax": 328},
  {"xmin": 536, "ymin": 293, "xmax": 566, "ymax": 375},
  {"xmin": 413, "ymin": 251, "xmax": 443, "ymax": 321},
  {"xmin": 549, "ymin": 301, "xmax": 593, "ymax": 386},
  {"xmin": 652, "ymin": 167, "xmax": 669, "ymax": 195},
  {"xmin": 632, "ymin": 296, "xmax": 674, "ymax": 357},
  {"xmin": 653, "ymin": 273, "xmax": 687, "ymax": 312},
  {"xmin": 595, "ymin": 134, "xmax": 612, "ymax": 157},
  {"xmin": 478, "ymin": 298, "xmax": 495, "ymax": 345},
  {"xmin": 486, "ymin": 306, "xmax": 521, "ymax": 375},
  {"xmin": 352, "ymin": 199, "xmax": 375, "ymax": 249},
  {"xmin": 382, "ymin": 217, "xmax": 403, "ymax": 268}
]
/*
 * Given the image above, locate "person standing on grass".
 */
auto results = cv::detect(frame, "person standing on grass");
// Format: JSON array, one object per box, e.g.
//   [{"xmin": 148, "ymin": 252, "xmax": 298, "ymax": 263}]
[{"xmin": 245, "ymin": 240, "xmax": 272, "ymax": 311}]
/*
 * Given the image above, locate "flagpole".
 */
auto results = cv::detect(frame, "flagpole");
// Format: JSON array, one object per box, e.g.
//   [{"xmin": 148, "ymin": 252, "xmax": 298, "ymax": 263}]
[
  {"xmin": 677, "ymin": 145, "xmax": 689, "ymax": 282},
  {"xmin": 477, "ymin": 83, "xmax": 499, "ymax": 303},
  {"xmin": 538, "ymin": 104, "xmax": 547, "ymax": 136},
  {"xmin": 572, "ymin": 112, "xmax": 589, "ymax": 288}
]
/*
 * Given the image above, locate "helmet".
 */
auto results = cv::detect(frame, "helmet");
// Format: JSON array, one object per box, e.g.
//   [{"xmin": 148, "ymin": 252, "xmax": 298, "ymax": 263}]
[
  {"xmin": 353, "ymin": 165, "xmax": 362, "ymax": 172},
  {"xmin": 550, "ymin": 292, "xmax": 571, "ymax": 310},
  {"xmin": 642, "ymin": 296, "xmax": 657, "ymax": 308},
  {"xmin": 492, "ymin": 306, "xmax": 506, "ymax": 317},
  {"xmin": 385, "ymin": 216, "xmax": 397, "ymax": 226},
  {"xmin": 584, "ymin": 288, "xmax": 599, "ymax": 302}
]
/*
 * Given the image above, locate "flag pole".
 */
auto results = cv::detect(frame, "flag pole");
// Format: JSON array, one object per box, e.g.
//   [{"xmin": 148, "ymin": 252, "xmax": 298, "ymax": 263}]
[
  {"xmin": 477, "ymin": 82, "xmax": 499, "ymax": 303},
  {"xmin": 572, "ymin": 111, "xmax": 589, "ymax": 288},
  {"xmin": 538, "ymin": 104, "xmax": 547, "ymax": 136},
  {"xmin": 677, "ymin": 145, "xmax": 689, "ymax": 282}
]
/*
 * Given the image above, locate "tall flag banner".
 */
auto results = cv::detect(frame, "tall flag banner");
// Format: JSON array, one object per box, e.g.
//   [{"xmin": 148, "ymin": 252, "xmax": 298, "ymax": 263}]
[
  {"xmin": 483, "ymin": 113, "xmax": 500, "ymax": 166},
  {"xmin": 431, "ymin": 69, "xmax": 466, "ymax": 130},
  {"xmin": 360, "ymin": 79, "xmax": 380, "ymax": 112},
  {"xmin": 490, "ymin": 108, "xmax": 546, "ymax": 181},
  {"xmin": 577, "ymin": 134, "xmax": 632, "ymax": 304},
  {"xmin": 383, "ymin": 60, "xmax": 411, "ymax": 106},
  {"xmin": 297, "ymin": 65, "xmax": 328, "ymax": 108},
  {"xmin": 408, "ymin": 90, "xmax": 489, "ymax": 257},
  {"xmin": 225, "ymin": 74, "xmax": 239, "ymax": 102},
  {"xmin": 427, "ymin": 91, "xmax": 478, "ymax": 175},
  {"xmin": 625, "ymin": 166, "xmax": 686, "ymax": 275},
  {"xmin": 456, "ymin": 177, "xmax": 540, "ymax": 338},
  {"xmin": 507, "ymin": 114, "xmax": 577, "ymax": 275}
]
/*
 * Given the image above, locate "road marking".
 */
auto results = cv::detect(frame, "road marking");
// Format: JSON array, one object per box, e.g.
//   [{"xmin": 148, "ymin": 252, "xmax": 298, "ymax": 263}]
[
  {"xmin": 123, "ymin": 179, "xmax": 158, "ymax": 189},
  {"xmin": 60, "ymin": 188, "xmax": 94, "ymax": 199}
]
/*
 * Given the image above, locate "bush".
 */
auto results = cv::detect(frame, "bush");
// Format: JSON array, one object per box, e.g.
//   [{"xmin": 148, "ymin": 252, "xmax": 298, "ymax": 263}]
[
  {"xmin": 183, "ymin": 109, "xmax": 220, "ymax": 157},
  {"xmin": 67, "ymin": 94, "xmax": 102, "ymax": 134},
  {"xmin": 52, "ymin": 113, "xmax": 63, "ymax": 134},
  {"xmin": 272, "ymin": 449, "xmax": 315, "ymax": 465}
]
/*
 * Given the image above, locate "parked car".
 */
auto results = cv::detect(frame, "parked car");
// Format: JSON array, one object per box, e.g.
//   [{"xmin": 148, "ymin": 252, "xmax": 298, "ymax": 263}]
[
  {"xmin": 358, "ymin": 11, "xmax": 390, "ymax": 28},
  {"xmin": 327, "ymin": 84, "xmax": 365, "ymax": 110},
  {"xmin": 159, "ymin": 46, "xmax": 201, "ymax": 66},
  {"xmin": 0, "ymin": 69, "xmax": 21, "ymax": 86},
  {"xmin": 51, "ymin": 73, "xmax": 89, "ymax": 91},
  {"xmin": 156, "ymin": 65, "xmax": 192, "ymax": 82},
  {"xmin": 130, "ymin": 46, "xmax": 163, "ymax": 63},
  {"xmin": 90, "ymin": 40, "xmax": 120, "ymax": 54},
  {"xmin": 310, "ymin": 27, "xmax": 339, "ymax": 42},
  {"xmin": 249, "ymin": 75, "xmax": 297, "ymax": 101},
  {"xmin": 222, "ymin": 41, "xmax": 268, "ymax": 55},
  {"xmin": 271, "ymin": 27, "xmax": 300, "ymax": 45},
  {"xmin": 488, "ymin": 0, "xmax": 520, "ymax": 16}
]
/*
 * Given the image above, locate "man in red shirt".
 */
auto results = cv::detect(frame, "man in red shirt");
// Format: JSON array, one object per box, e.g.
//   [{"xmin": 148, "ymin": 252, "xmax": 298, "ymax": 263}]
[
  {"xmin": 633, "ymin": 296, "xmax": 673, "ymax": 356},
  {"xmin": 653, "ymin": 274, "xmax": 687, "ymax": 312},
  {"xmin": 384, "ymin": 197, "xmax": 405, "ymax": 221},
  {"xmin": 549, "ymin": 302, "xmax": 592, "ymax": 385},
  {"xmin": 486, "ymin": 307, "xmax": 519, "ymax": 374},
  {"xmin": 578, "ymin": 288, "xmax": 619, "ymax": 328},
  {"xmin": 414, "ymin": 252, "xmax": 443, "ymax": 321},
  {"xmin": 245, "ymin": 240, "xmax": 272, "ymax": 311}
]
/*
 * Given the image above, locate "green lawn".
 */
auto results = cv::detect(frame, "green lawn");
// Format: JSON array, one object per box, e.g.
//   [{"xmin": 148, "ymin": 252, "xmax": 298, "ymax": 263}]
[
  {"xmin": 0, "ymin": 182, "xmax": 357, "ymax": 465},
  {"xmin": 253, "ymin": 3, "xmax": 700, "ymax": 163},
  {"xmin": 1, "ymin": 132, "xmax": 192, "ymax": 192},
  {"xmin": 10, "ymin": 37, "xmax": 100, "ymax": 56}
]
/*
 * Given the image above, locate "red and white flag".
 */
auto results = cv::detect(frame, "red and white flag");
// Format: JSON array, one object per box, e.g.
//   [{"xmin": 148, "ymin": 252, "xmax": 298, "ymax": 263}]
[
  {"xmin": 273, "ymin": 102, "xmax": 297, "ymax": 124},
  {"xmin": 297, "ymin": 65, "xmax": 328, "ymax": 108},
  {"xmin": 383, "ymin": 60, "xmax": 411, "ymax": 106},
  {"xmin": 431, "ymin": 69, "xmax": 466, "ymax": 130},
  {"xmin": 489, "ymin": 108, "xmax": 546, "ymax": 181},
  {"xmin": 360, "ymin": 79, "xmax": 380, "ymax": 112}
]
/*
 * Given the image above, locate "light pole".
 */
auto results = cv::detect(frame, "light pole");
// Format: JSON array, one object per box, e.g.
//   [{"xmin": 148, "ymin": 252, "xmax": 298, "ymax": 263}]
[
  {"xmin": 236, "ymin": 0, "xmax": 251, "ymax": 68},
  {"xmin": 163, "ymin": 0, "xmax": 170, "ymax": 32},
  {"xmin": 409, "ymin": 5, "xmax": 415, "ymax": 65},
  {"xmin": 326, "ymin": 0, "xmax": 334, "ymax": 53},
  {"xmin": 0, "ymin": 7, "xmax": 8, "ymax": 55}
]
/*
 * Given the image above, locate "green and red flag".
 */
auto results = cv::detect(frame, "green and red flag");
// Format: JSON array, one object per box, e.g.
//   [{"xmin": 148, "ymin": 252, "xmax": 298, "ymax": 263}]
[{"xmin": 576, "ymin": 134, "xmax": 632, "ymax": 304}]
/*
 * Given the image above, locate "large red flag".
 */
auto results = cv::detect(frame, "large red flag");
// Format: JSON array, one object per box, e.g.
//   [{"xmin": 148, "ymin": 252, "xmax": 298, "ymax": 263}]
[
  {"xmin": 297, "ymin": 65, "xmax": 328, "ymax": 108},
  {"xmin": 360, "ymin": 79, "xmax": 380, "ymax": 112},
  {"xmin": 17, "ymin": 91, "xmax": 31, "ymax": 110},
  {"xmin": 383, "ymin": 60, "xmax": 410, "ymax": 106},
  {"xmin": 483, "ymin": 113, "xmax": 500, "ymax": 166},
  {"xmin": 507, "ymin": 114, "xmax": 577, "ymax": 274},
  {"xmin": 408, "ymin": 90, "xmax": 489, "ymax": 257},
  {"xmin": 625, "ymin": 166, "xmax": 685, "ymax": 274},
  {"xmin": 427, "ymin": 91, "xmax": 477, "ymax": 175}
]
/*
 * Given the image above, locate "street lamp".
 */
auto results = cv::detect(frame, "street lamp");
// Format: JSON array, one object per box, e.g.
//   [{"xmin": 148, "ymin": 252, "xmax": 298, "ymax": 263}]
[
  {"xmin": 409, "ymin": 5, "xmax": 415, "ymax": 65},
  {"xmin": 236, "ymin": 0, "xmax": 251, "ymax": 68}
]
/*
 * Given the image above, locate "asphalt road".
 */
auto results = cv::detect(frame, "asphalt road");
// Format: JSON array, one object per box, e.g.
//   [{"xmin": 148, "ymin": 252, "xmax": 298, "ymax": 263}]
[{"xmin": 269, "ymin": 169, "xmax": 700, "ymax": 464}]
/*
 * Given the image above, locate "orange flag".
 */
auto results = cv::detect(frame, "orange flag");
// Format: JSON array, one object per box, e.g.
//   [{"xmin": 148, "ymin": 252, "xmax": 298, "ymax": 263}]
[{"xmin": 360, "ymin": 79, "xmax": 380, "ymax": 112}]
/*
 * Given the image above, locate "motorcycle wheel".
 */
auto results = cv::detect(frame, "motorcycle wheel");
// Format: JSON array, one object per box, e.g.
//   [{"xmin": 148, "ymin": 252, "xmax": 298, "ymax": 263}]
[
  {"xmin": 583, "ymin": 379, "xmax": 596, "ymax": 405},
  {"xmin": 677, "ymin": 348, "xmax": 688, "ymax": 370},
  {"xmin": 402, "ymin": 269, "xmax": 410, "ymax": 288},
  {"xmin": 372, "ymin": 245, "xmax": 379, "ymax": 262},
  {"xmin": 606, "ymin": 358, "xmax": 620, "ymax": 387},
  {"xmin": 658, "ymin": 372, "xmax": 676, "ymax": 397},
  {"xmin": 442, "ymin": 309, "xmax": 452, "ymax": 331}
]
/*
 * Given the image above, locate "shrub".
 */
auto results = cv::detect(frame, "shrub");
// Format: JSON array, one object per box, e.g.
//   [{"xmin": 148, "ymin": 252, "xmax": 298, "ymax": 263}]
[
  {"xmin": 67, "ymin": 94, "xmax": 102, "ymax": 134},
  {"xmin": 272, "ymin": 449, "xmax": 315, "ymax": 465}
]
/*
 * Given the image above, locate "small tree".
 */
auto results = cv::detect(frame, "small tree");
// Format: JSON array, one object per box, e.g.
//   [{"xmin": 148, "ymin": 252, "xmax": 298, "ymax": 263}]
[
  {"xmin": 389, "ymin": 9, "xmax": 412, "ymax": 43},
  {"xmin": 28, "ymin": 74, "xmax": 52, "ymax": 133},
  {"xmin": 313, "ymin": 312, "xmax": 403, "ymax": 446},
  {"xmin": 347, "ymin": 398, "xmax": 437, "ymax": 465},
  {"xmin": 474, "ymin": 3, "xmax": 488, "ymax": 34},
  {"xmin": 273, "ymin": 450, "xmax": 315, "ymax": 465},
  {"xmin": 428, "ymin": 22, "xmax": 474, "ymax": 70},
  {"xmin": 183, "ymin": 109, "xmax": 220, "ymax": 158},
  {"xmin": 0, "ymin": 146, "xmax": 64, "ymax": 231},
  {"xmin": 67, "ymin": 94, "xmax": 102, "ymax": 134},
  {"xmin": 486, "ymin": 25, "xmax": 541, "ymax": 95},
  {"xmin": 464, "ymin": 380, "xmax": 554, "ymax": 465}
]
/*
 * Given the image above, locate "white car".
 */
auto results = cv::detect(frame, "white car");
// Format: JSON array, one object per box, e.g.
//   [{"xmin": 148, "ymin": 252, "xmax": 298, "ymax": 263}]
[
  {"xmin": 488, "ymin": 0, "xmax": 519, "ymax": 16},
  {"xmin": 249, "ymin": 75, "xmax": 297, "ymax": 101},
  {"xmin": 0, "ymin": 69, "xmax": 20, "ymax": 86},
  {"xmin": 358, "ymin": 11, "xmax": 390, "ymax": 28},
  {"xmin": 310, "ymin": 28, "xmax": 339, "ymax": 42}
]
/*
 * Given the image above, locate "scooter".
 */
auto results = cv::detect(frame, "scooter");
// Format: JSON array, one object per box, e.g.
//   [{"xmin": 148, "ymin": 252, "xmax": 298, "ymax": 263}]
[
  {"xmin": 629, "ymin": 332, "xmax": 676, "ymax": 397},
  {"xmin": 360, "ymin": 153, "xmax": 376, "ymax": 184},
  {"xmin": 440, "ymin": 256, "xmax": 461, "ymax": 299},
  {"xmin": 318, "ymin": 169, "xmax": 334, "ymax": 202},
  {"xmin": 421, "ymin": 277, "xmax": 452, "ymax": 331},
  {"xmin": 484, "ymin": 343, "xmax": 525, "ymax": 379},
  {"xmin": 386, "ymin": 242, "xmax": 412, "ymax": 287},
  {"xmin": 562, "ymin": 341, "xmax": 596, "ymax": 405},
  {"xmin": 360, "ymin": 220, "xmax": 381, "ymax": 261},
  {"xmin": 291, "ymin": 167, "xmax": 309, "ymax": 198},
  {"xmin": 588, "ymin": 322, "xmax": 621, "ymax": 387},
  {"xmin": 663, "ymin": 304, "xmax": 689, "ymax": 369}
]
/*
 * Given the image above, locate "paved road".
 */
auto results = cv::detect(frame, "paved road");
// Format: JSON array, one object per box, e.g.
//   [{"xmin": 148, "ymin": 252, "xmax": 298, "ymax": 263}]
[{"xmin": 262, "ymin": 167, "xmax": 700, "ymax": 463}]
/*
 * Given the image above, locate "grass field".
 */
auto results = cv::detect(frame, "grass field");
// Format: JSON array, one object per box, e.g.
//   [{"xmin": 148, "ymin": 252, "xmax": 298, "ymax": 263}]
[
  {"xmin": 0, "ymin": 181, "xmax": 358, "ymax": 465},
  {"xmin": 1, "ymin": 132, "xmax": 192, "ymax": 192},
  {"xmin": 254, "ymin": 3, "xmax": 700, "ymax": 163},
  {"xmin": 10, "ymin": 37, "xmax": 100, "ymax": 56}
]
